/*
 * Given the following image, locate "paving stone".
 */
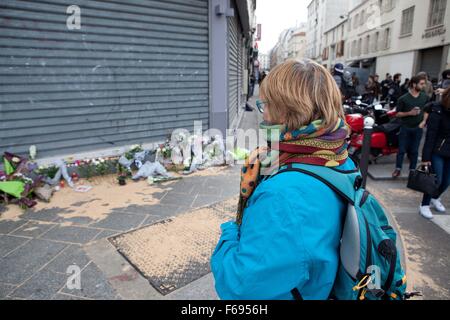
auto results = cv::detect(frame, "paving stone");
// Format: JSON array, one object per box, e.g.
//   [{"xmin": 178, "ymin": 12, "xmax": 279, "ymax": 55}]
[
  {"xmin": 45, "ymin": 245, "xmax": 91, "ymax": 274},
  {"xmin": 0, "ymin": 219, "xmax": 28, "ymax": 234},
  {"xmin": 191, "ymin": 194, "xmax": 225, "ymax": 208},
  {"xmin": 167, "ymin": 181, "xmax": 195, "ymax": 194},
  {"xmin": 61, "ymin": 262, "xmax": 120, "ymax": 300},
  {"xmin": 52, "ymin": 293, "xmax": 90, "ymax": 300},
  {"xmin": 221, "ymin": 185, "xmax": 239, "ymax": 198},
  {"xmin": 160, "ymin": 192, "xmax": 195, "ymax": 207},
  {"xmin": 11, "ymin": 221, "xmax": 56, "ymax": 238},
  {"xmin": 110, "ymin": 204, "xmax": 162, "ymax": 215},
  {"xmin": 141, "ymin": 214, "xmax": 166, "ymax": 227},
  {"xmin": 190, "ymin": 184, "xmax": 223, "ymax": 196},
  {"xmin": 93, "ymin": 230, "xmax": 120, "ymax": 241},
  {"xmin": 138, "ymin": 203, "xmax": 182, "ymax": 217},
  {"xmin": 0, "ymin": 239, "xmax": 67, "ymax": 285},
  {"xmin": 90, "ymin": 213, "xmax": 146, "ymax": 232},
  {"xmin": 54, "ymin": 215, "xmax": 94, "ymax": 226},
  {"xmin": 40, "ymin": 226, "xmax": 101, "ymax": 244},
  {"xmin": 0, "ymin": 235, "xmax": 30, "ymax": 258},
  {"xmin": 9, "ymin": 269, "xmax": 67, "ymax": 300},
  {"xmin": 19, "ymin": 207, "xmax": 74, "ymax": 222},
  {"xmin": 0, "ymin": 282, "xmax": 16, "ymax": 299}
]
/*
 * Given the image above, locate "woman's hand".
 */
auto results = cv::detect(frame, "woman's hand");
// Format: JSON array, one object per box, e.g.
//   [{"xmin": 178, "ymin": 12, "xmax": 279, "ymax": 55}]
[
  {"xmin": 419, "ymin": 121, "xmax": 426, "ymax": 129},
  {"xmin": 422, "ymin": 161, "xmax": 432, "ymax": 167}
]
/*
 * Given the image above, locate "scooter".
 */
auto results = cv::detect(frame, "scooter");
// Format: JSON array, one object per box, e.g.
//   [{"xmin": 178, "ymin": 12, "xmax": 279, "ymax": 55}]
[{"xmin": 346, "ymin": 102, "xmax": 400, "ymax": 163}]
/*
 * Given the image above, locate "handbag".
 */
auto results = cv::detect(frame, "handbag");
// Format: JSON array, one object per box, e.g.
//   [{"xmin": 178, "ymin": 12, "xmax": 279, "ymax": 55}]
[{"xmin": 407, "ymin": 165, "xmax": 440, "ymax": 198}]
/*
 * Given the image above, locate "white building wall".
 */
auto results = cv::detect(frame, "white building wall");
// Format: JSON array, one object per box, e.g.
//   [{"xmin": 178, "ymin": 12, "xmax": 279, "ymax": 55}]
[{"xmin": 376, "ymin": 51, "xmax": 416, "ymax": 79}]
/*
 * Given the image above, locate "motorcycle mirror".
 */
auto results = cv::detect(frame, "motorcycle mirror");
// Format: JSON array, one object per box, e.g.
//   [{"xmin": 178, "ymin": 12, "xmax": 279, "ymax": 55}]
[{"xmin": 356, "ymin": 100, "xmax": 362, "ymax": 105}]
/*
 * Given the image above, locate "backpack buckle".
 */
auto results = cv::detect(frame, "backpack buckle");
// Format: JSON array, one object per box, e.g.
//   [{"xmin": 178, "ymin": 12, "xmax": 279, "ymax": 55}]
[{"xmin": 354, "ymin": 176, "xmax": 363, "ymax": 190}]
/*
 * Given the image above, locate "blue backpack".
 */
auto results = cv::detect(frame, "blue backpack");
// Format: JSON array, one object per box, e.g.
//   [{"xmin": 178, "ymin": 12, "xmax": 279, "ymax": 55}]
[{"xmin": 272, "ymin": 163, "xmax": 416, "ymax": 300}]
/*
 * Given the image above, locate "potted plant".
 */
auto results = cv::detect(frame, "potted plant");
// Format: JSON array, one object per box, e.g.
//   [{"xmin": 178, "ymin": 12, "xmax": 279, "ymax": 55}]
[
  {"xmin": 116, "ymin": 163, "xmax": 128, "ymax": 186},
  {"xmin": 117, "ymin": 174, "xmax": 127, "ymax": 186}
]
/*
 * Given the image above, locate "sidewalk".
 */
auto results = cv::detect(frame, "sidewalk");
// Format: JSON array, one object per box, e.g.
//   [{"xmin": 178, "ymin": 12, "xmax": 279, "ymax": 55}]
[
  {"xmin": 0, "ymin": 102, "xmax": 261, "ymax": 300},
  {"xmin": 0, "ymin": 164, "xmax": 241, "ymax": 300},
  {"xmin": 368, "ymin": 178, "xmax": 450, "ymax": 300}
]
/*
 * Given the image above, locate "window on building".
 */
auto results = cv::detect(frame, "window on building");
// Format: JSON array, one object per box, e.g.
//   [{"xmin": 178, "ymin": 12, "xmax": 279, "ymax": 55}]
[
  {"xmin": 360, "ymin": 10, "xmax": 365, "ymax": 26},
  {"xmin": 364, "ymin": 35, "xmax": 370, "ymax": 54},
  {"xmin": 374, "ymin": 31, "xmax": 379, "ymax": 52},
  {"xmin": 354, "ymin": 14, "xmax": 359, "ymax": 29},
  {"xmin": 400, "ymin": 6, "xmax": 415, "ymax": 36},
  {"xmin": 358, "ymin": 38, "xmax": 362, "ymax": 56},
  {"xmin": 427, "ymin": 0, "xmax": 447, "ymax": 28},
  {"xmin": 384, "ymin": 27, "xmax": 391, "ymax": 49},
  {"xmin": 380, "ymin": 0, "xmax": 395, "ymax": 13}
]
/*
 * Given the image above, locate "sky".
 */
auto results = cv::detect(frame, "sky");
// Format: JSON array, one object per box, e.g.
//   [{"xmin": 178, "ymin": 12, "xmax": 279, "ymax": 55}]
[{"xmin": 255, "ymin": 0, "xmax": 308, "ymax": 54}]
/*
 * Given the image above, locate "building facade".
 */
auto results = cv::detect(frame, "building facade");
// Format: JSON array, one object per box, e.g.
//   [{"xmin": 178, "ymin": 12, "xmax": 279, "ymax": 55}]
[
  {"xmin": 306, "ymin": 0, "xmax": 350, "ymax": 64},
  {"xmin": 313, "ymin": 0, "xmax": 450, "ymax": 82},
  {"xmin": 288, "ymin": 25, "xmax": 308, "ymax": 61},
  {"xmin": 258, "ymin": 53, "xmax": 271, "ymax": 71},
  {"xmin": 0, "ymin": 0, "xmax": 256, "ymax": 161}
]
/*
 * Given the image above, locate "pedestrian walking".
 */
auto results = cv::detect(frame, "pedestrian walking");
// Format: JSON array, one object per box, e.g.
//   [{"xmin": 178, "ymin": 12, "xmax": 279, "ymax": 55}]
[
  {"xmin": 436, "ymin": 69, "xmax": 450, "ymax": 98},
  {"xmin": 211, "ymin": 59, "xmax": 355, "ymax": 300},
  {"xmin": 417, "ymin": 72, "xmax": 434, "ymax": 99},
  {"xmin": 389, "ymin": 73, "xmax": 403, "ymax": 105},
  {"xmin": 419, "ymin": 87, "xmax": 450, "ymax": 219},
  {"xmin": 249, "ymin": 74, "xmax": 256, "ymax": 97},
  {"xmin": 392, "ymin": 76, "xmax": 429, "ymax": 178},
  {"xmin": 381, "ymin": 73, "xmax": 393, "ymax": 100},
  {"xmin": 373, "ymin": 74, "xmax": 382, "ymax": 100},
  {"xmin": 401, "ymin": 78, "xmax": 410, "ymax": 96},
  {"xmin": 365, "ymin": 75, "xmax": 380, "ymax": 103}
]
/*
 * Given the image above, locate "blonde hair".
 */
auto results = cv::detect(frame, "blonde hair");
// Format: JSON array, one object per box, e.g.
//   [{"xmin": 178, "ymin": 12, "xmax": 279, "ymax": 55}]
[{"xmin": 260, "ymin": 59, "xmax": 344, "ymax": 131}]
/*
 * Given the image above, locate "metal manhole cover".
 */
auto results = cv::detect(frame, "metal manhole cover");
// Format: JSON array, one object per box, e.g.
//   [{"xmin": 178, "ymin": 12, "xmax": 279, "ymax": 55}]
[{"xmin": 109, "ymin": 196, "xmax": 238, "ymax": 295}]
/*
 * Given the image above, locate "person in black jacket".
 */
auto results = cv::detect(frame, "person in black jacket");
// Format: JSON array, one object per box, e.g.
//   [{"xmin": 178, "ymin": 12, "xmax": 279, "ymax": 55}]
[{"xmin": 419, "ymin": 87, "xmax": 450, "ymax": 219}]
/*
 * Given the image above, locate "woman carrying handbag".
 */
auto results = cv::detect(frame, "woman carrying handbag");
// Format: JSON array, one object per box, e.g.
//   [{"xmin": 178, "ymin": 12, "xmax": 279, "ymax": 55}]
[{"xmin": 419, "ymin": 87, "xmax": 450, "ymax": 219}]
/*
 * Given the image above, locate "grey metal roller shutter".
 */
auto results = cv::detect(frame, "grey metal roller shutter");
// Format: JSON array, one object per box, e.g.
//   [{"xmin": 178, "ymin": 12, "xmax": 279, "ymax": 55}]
[
  {"xmin": 227, "ymin": 1, "xmax": 240, "ymax": 129},
  {"xmin": 0, "ymin": 0, "xmax": 209, "ymax": 158},
  {"xmin": 419, "ymin": 46, "xmax": 443, "ymax": 81}
]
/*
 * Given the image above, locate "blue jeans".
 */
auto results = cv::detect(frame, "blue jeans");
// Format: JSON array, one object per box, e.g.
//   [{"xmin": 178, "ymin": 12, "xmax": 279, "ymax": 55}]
[
  {"xmin": 422, "ymin": 154, "xmax": 450, "ymax": 206},
  {"xmin": 395, "ymin": 126, "xmax": 423, "ymax": 171}
]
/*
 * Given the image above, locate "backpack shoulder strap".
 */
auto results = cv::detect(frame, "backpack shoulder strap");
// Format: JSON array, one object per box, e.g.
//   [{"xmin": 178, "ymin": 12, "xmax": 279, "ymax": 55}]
[{"xmin": 270, "ymin": 163, "xmax": 362, "ymax": 205}]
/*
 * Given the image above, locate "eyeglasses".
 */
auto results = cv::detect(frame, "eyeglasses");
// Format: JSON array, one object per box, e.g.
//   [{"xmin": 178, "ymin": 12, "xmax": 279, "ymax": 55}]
[{"xmin": 255, "ymin": 99, "xmax": 267, "ymax": 111}]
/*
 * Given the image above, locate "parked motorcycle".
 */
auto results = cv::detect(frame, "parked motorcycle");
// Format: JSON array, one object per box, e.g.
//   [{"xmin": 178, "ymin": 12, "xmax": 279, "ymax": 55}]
[{"xmin": 346, "ymin": 102, "xmax": 400, "ymax": 163}]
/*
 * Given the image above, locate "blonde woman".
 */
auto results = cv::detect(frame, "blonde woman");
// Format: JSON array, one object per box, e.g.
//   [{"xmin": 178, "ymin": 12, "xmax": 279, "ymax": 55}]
[{"xmin": 211, "ymin": 59, "xmax": 356, "ymax": 300}]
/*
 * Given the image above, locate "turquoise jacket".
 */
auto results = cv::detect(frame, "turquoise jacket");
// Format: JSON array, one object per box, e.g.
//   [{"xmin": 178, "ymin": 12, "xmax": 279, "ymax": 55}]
[{"xmin": 211, "ymin": 159, "xmax": 356, "ymax": 300}]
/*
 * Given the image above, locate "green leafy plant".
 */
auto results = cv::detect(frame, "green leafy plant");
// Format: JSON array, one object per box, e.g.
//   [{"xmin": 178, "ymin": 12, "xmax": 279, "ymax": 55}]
[
  {"xmin": 124, "ymin": 145, "xmax": 143, "ymax": 160},
  {"xmin": 35, "ymin": 165, "xmax": 59, "ymax": 179}
]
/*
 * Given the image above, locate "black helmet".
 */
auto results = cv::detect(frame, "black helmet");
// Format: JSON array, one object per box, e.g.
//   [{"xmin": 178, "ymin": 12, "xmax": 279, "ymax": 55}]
[{"xmin": 443, "ymin": 69, "xmax": 450, "ymax": 79}]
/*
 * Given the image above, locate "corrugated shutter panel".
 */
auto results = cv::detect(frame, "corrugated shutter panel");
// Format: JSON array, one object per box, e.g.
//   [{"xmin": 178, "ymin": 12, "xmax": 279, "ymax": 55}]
[
  {"xmin": 420, "ymin": 47, "xmax": 443, "ymax": 81},
  {"xmin": 0, "ymin": 0, "xmax": 209, "ymax": 158},
  {"xmin": 227, "ymin": 3, "xmax": 239, "ymax": 128}
]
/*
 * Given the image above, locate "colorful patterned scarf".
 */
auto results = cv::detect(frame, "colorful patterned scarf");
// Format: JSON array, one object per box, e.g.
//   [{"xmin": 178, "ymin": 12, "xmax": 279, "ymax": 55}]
[{"xmin": 236, "ymin": 119, "xmax": 350, "ymax": 225}]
